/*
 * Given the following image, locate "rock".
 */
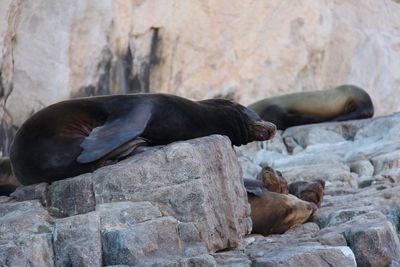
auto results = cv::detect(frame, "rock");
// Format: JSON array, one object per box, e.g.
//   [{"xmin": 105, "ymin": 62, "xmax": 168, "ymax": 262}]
[
  {"xmin": 379, "ymin": 168, "xmax": 400, "ymax": 183},
  {"xmin": 317, "ymin": 232, "xmax": 347, "ymax": 246},
  {"xmin": 279, "ymin": 164, "xmax": 357, "ymax": 187},
  {"xmin": 53, "ymin": 213, "xmax": 102, "ymax": 267},
  {"xmin": 10, "ymin": 182, "xmax": 49, "ymax": 206},
  {"xmin": 238, "ymin": 157, "xmax": 262, "ymax": 180},
  {"xmin": 95, "ymin": 201, "xmax": 162, "ymax": 226},
  {"xmin": 48, "ymin": 173, "xmax": 96, "ymax": 217},
  {"xmin": 371, "ymin": 150, "xmax": 400, "ymax": 174},
  {"xmin": 345, "ymin": 220, "xmax": 400, "ymax": 267},
  {"xmin": 287, "ymin": 128, "xmax": 346, "ymax": 148},
  {"xmin": 0, "ymin": 200, "xmax": 54, "ymax": 266},
  {"xmin": 96, "ymin": 201, "xmax": 210, "ymax": 265},
  {"xmin": 93, "ymin": 135, "xmax": 251, "ymax": 252},
  {"xmin": 213, "ymin": 250, "xmax": 251, "ymax": 266},
  {"xmin": 250, "ymin": 245, "xmax": 356, "ymax": 267},
  {"xmin": 350, "ymin": 160, "xmax": 374, "ymax": 176},
  {"xmin": 0, "ymin": 200, "xmax": 53, "ymax": 240},
  {"xmin": 0, "ymin": 235, "xmax": 54, "ymax": 267}
]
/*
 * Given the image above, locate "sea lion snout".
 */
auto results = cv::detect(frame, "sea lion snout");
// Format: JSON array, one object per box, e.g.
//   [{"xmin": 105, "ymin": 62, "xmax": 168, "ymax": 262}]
[
  {"xmin": 247, "ymin": 120, "xmax": 276, "ymax": 141},
  {"xmin": 307, "ymin": 202, "xmax": 318, "ymax": 213}
]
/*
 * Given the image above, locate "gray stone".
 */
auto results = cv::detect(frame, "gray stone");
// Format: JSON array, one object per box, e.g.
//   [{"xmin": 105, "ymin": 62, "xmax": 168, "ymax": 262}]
[
  {"xmin": 53, "ymin": 212, "xmax": 102, "ymax": 267},
  {"xmin": 278, "ymin": 164, "xmax": 357, "ymax": 187},
  {"xmin": 93, "ymin": 135, "xmax": 251, "ymax": 252},
  {"xmin": 371, "ymin": 150, "xmax": 400, "ymax": 174},
  {"xmin": 0, "ymin": 200, "xmax": 54, "ymax": 266},
  {"xmin": 10, "ymin": 182, "xmax": 49, "ymax": 206},
  {"xmin": 97, "ymin": 201, "xmax": 209, "ymax": 266},
  {"xmin": 345, "ymin": 140, "xmax": 400, "ymax": 163},
  {"xmin": 317, "ymin": 232, "xmax": 347, "ymax": 246},
  {"xmin": 0, "ymin": 234, "xmax": 54, "ymax": 267},
  {"xmin": 290, "ymin": 128, "xmax": 346, "ymax": 148},
  {"xmin": 102, "ymin": 216, "xmax": 205, "ymax": 266},
  {"xmin": 249, "ymin": 244, "xmax": 356, "ymax": 267},
  {"xmin": 357, "ymin": 175, "xmax": 385, "ymax": 188},
  {"xmin": 350, "ymin": 160, "xmax": 374, "ymax": 176},
  {"xmin": 48, "ymin": 173, "xmax": 95, "ymax": 217},
  {"xmin": 345, "ymin": 220, "xmax": 400, "ymax": 267},
  {"xmin": 0, "ymin": 200, "xmax": 53, "ymax": 241},
  {"xmin": 96, "ymin": 201, "xmax": 162, "ymax": 226},
  {"xmin": 379, "ymin": 168, "xmax": 400, "ymax": 183},
  {"xmin": 213, "ymin": 250, "xmax": 251, "ymax": 266}
]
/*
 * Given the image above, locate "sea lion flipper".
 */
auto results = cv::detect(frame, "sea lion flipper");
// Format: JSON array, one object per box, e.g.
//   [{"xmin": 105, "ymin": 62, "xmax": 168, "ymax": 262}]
[{"xmin": 77, "ymin": 104, "xmax": 152, "ymax": 163}]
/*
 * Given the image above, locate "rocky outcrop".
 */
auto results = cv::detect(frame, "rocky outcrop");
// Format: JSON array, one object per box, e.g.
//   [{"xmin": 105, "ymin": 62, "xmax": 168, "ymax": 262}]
[
  {"xmin": 1, "ymin": 0, "xmax": 400, "ymax": 155},
  {"xmin": 3, "ymin": 112, "xmax": 400, "ymax": 265},
  {"xmin": 234, "ymin": 113, "xmax": 400, "ymax": 266},
  {"xmin": 2, "ymin": 135, "xmax": 249, "ymax": 266}
]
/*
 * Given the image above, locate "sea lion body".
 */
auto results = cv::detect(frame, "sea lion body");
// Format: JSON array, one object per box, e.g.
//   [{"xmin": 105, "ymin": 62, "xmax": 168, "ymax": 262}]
[
  {"xmin": 10, "ymin": 94, "xmax": 276, "ymax": 185},
  {"xmin": 248, "ymin": 85, "xmax": 374, "ymax": 130}
]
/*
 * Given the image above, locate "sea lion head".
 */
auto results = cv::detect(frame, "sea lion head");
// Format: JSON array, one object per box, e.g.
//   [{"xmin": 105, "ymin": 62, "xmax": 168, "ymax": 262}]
[
  {"xmin": 249, "ymin": 190, "xmax": 317, "ymax": 235},
  {"xmin": 256, "ymin": 166, "xmax": 289, "ymax": 194},
  {"xmin": 289, "ymin": 179, "xmax": 325, "ymax": 207},
  {"xmin": 202, "ymin": 99, "xmax": 276, "ymax": 145},
  {"xmin": 280, "ymin": 194, "xmax": 318, "ymax": 231}
]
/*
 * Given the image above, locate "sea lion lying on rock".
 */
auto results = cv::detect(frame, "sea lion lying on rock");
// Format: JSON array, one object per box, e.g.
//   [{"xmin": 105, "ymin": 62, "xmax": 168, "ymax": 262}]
[
  {"xmin": 248, "ymin": 85, "xmax": 374, "ymax": 130},
  {"xmin": 10, "ymin": 93, "xmax": 276, "ymax": 185},
  {"xmin": 289, "ymin": 179, "xmax": 325, "ymax": 207},
  {"xmin": 245, "ymin": 178, "xmax": 317, "ymax": 235}
]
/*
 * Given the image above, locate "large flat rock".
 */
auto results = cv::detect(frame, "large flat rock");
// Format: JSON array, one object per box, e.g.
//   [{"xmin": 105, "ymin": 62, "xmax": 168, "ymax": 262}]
[
  {"xmin": 92, "ymin": 135, "xmax": 251, "ymax": 252},
  {"xmin": 1, "ymin": 135, "xmax": 250, "ymax": 265}
]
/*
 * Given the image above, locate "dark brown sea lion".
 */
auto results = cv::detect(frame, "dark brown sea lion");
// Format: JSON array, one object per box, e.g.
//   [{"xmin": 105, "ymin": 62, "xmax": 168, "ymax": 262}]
[
  {"xmin": 288, "ymin": 179, "xmax": 325, "ymax": 207},
  {"xmin": 248, "ymin": 85, "xmax": 374, "ymax": 130},
  {"xmin": 256, "ymin": 166, "xmax": 288, "ymax": 194},
  {"xmin": 0, "ymin": 157, "xmax": 20, "ymax": 196},
  {"xmin": 10, "ymin": 93, "xmax": 276, "ymax": 185},
  {"xmin": 244, "ymin": 179, "xmax": 317, "ymax": 235}
]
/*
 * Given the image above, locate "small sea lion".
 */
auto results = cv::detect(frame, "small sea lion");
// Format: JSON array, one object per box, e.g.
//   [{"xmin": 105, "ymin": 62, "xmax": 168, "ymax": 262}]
[
  {"xmin": 288, "ymin": 179, "xmax": 325, "ymax": 207},
  {"xmin": 10, "ymin": 94, "xmax": 276, "ymax": 185},
  {"xmin": 245, "ymin": 180, "xmax": 317, "ymax": 235},
  {"xmin": 248, "ymin": 85, "xmax": 374, "ymax": 130},
  {"xmin": 256, "ymin": 166, "xmax": 288, "ymax": 194},
  {"xmin": 0, "ymin": 157, "xmax": 20, "ymax": 196}
]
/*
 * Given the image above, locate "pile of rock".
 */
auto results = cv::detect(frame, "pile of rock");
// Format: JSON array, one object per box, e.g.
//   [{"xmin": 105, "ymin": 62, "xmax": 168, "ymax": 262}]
[
  {"xmin": 234, "ymin": 112, "xmax": 400, "ymax": 266},
  {"xmin": 0, "ymin": 135, "xmax": 250, "ymax": 266},
  {"xmin": 1, "ymin": 113, "xmax": 400, "ymax": 266}
]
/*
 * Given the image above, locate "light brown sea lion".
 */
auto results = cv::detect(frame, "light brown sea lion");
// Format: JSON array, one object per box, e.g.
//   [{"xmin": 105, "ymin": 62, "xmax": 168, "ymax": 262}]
[
  {"xmin": 288, "ymin": 179, "xmax": 325, "ymax": 207},
  {"xmin": 256, "ymin": 166, "xmax": 288, "ymax": 194},
  {"xmin": 10, "ymin": 94, "xmax": 276, "ymax": 185},
  {"xmin": 244, "ymin": 178, "xmax": 317, "ymax": 235},
  {"xmin": 248, "ymin": 85, "xmax": 374, "ymax": 130}
]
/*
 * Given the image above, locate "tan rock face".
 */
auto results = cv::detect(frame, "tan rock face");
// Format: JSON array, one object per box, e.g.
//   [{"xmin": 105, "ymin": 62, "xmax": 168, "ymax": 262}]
[{"xmin": 1, "ymin": 0, "xmax": 400, "ymax": 154}]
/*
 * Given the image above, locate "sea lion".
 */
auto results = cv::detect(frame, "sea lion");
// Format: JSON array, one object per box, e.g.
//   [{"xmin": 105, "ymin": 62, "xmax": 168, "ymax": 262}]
[
  {"xmin": 10, "ymin": 93, "xmax": 276, "ymax": 185},
  {"xmin": 256, "ymin": 166, "xmax": 288, "ymax": 194},
  {"xmin": 248, "ymin": 85, "xmax": 374, "ymax": 130},
  {"xmin": 0, "ymin": 157, "xmax": 20, "ymax": 196},
  {"xmin": 288, "ymin": 179, "xmax": 325, "ymax": 207},
  {"xmin": 244, "ymin": 179, "xmax": 317, "ymax": 235}
]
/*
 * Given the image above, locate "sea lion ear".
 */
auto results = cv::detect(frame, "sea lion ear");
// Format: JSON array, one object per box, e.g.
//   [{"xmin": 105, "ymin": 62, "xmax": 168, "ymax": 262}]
[{"xmin": 77, "ymin": 104, "xmax": 152, "ymax": 163}]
